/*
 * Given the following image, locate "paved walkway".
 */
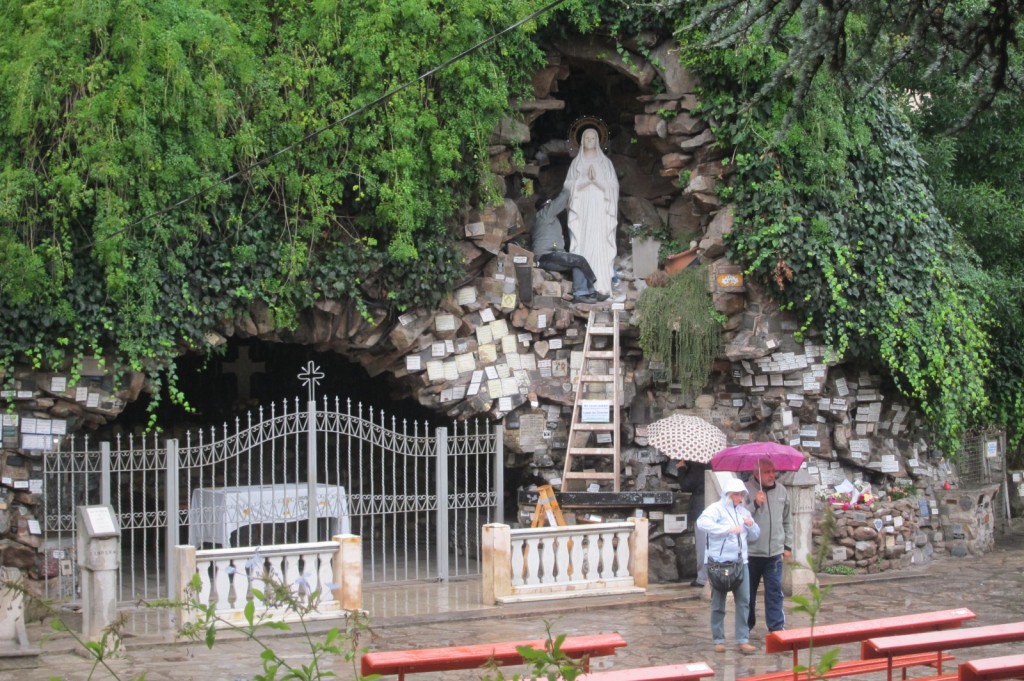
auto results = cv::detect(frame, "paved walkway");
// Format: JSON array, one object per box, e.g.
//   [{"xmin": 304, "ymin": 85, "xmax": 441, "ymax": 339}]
[{"xmin": 13, "ymin": 524, "xmax": 1024, "ymax": 681}]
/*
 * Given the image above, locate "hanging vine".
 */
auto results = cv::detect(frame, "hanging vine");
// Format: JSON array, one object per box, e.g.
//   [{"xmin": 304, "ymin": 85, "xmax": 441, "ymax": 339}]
[{"xmin": 635, "ymin": 266, "xmax": 722, "ymax": 396}]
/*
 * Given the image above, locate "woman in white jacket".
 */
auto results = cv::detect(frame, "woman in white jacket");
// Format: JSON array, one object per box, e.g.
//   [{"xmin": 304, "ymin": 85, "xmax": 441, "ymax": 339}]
[{"xmin": 696, "ymin": 477, "xmax": 761, "ymax": 654}]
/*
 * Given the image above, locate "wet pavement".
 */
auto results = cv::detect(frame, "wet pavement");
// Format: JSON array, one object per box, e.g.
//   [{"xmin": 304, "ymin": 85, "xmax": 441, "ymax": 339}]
[{"xmin": 15, "ymin": 523, "xmax": 1024, "ymax": 681}]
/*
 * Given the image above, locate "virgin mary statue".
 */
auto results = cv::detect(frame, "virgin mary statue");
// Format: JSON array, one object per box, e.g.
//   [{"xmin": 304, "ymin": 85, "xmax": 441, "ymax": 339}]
[{"xmin": 563, "ymin": 127, "xmax": 619, "ymax": 295}]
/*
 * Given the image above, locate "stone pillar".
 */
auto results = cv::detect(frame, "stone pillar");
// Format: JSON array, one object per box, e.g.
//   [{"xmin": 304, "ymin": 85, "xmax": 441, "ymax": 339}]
[
  {"xmin": 76, "ymin": 506, "xmax": 121, "ymax": 649},
  {"xmin": 783, "ymin": 468, "xmax": 817, "ymax": 596},
  {"xmin": 0, "ymin": 567, "xmax": 40, "ymax": 670}
]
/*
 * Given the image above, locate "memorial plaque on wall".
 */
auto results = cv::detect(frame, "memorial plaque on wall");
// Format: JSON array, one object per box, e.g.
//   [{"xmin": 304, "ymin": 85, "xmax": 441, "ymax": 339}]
[
  {"xmin": 518, "ymin": 415, "xmax": 546, "ymax": 450},
  {"xmin": 478, "ymin": 343, "xmax": 497, "ymax": 363}
]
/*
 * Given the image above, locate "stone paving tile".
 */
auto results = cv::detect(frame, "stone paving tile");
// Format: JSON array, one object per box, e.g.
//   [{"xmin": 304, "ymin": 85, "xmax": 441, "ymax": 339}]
[{"xmin": 16, "ymin": 527, "xmax": 1024, "ymax": 681}]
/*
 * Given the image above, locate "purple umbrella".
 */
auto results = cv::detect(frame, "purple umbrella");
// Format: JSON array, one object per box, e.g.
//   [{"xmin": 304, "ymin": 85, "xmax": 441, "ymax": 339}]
[{"xmin": 710, "ymin": 441, "xmax": 805, "ymax": 472}]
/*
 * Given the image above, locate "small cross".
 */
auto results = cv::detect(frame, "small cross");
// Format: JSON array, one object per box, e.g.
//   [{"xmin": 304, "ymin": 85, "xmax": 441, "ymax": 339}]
[
  {"xmin": 298, "ymin": 361, "xmax": 324, "ymax": 402},
  {"xmin": 222, "ymin": 344, "xmax": 266, "ymax": 401}
]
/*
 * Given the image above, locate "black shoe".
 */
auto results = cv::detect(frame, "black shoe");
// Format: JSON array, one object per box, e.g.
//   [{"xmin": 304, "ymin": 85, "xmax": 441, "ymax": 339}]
[
  {"xmin": 573, "ymin": 294, "xmax": 599, "ymax": 304},
  {"xmin": 591, "ymin": 292, "xmax": 610, "ymax": 301},
  {"xmin": 689, "ymin": 579, "xmax": 705, "ymax": 587}
]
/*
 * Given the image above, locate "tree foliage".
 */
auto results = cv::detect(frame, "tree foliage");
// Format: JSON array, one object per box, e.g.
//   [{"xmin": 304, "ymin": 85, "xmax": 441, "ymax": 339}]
[
  {"xmin": 661, "ymin": 2, "xmax": 998, "ymax": 452},
  {"xmin": 0, "ymin": 0, "xmax": 544, "ymax": 405}
]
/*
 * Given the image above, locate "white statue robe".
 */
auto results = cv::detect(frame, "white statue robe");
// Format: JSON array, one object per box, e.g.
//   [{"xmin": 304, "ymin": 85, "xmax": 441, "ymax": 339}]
[{"xmin": 564, "ymin": 148, "xmax": 619, "ymax": 294}]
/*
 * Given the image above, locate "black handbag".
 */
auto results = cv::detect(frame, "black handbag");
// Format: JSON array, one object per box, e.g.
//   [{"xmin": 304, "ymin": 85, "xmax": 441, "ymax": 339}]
[{"xmin": 706, "ymin": 532, "xmax": 745, "ymax": 591}]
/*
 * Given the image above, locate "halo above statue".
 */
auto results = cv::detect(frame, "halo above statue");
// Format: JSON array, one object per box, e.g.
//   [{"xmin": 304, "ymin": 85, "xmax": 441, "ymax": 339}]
[{"xmin": 568, "ymin": 116, "xmax": 609, "ymax": 154}]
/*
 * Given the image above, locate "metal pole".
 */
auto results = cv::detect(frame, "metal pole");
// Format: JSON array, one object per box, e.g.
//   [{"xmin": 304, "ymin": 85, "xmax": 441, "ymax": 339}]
[
  {"xmin": 100, "ymin": 441, "xmax": 111, "ymax": 506},
  {"xmin": 166, "ymin": 439, "xmax": 179, "ymax": 599},
  {"xmin": 435, "ymin": 427, "xmax": 449, "ymax": 582},
  {"xmin": 307, "ymin": 399, "xmax": 318, "ymax": 540},
  {"xmin": 494, "ymin": 425, "xmax": 505, "ymax": 524}
]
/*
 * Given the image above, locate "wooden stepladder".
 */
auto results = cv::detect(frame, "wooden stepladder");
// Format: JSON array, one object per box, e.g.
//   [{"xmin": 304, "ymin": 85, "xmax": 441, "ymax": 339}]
[
  {"xmin": 561, "ymin": 309, "xmax": 621, "ymax": 492},
  {"xmin": 530, "ymin": 484, "xmax": 566, "ymax": 528}
]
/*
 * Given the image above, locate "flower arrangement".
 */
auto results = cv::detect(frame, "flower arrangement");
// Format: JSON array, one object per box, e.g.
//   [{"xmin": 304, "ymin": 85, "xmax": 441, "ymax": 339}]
[
  {"xmin": 820, "ymin": 480, "xmax": 875, "ymax": 510},
  {"xmin": 883, "ymin": 481, "xmax": 918, "ymax": 501}
]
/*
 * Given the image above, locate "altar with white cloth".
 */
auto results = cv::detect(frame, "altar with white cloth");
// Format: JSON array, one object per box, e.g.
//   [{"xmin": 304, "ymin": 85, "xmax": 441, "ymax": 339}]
[{"xmin": 188, "ymin": 483, "xmax": 350, "ymax": 547}]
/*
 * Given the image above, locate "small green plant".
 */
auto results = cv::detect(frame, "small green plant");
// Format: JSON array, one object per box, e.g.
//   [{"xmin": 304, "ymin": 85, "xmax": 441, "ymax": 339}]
[
  {"xmin": 790, "ymin": 558, "xmax": 841, "ymax": 681},
  {"xmin": 482, "ymin": 622, "xmax": 585, "ymax": 681}
]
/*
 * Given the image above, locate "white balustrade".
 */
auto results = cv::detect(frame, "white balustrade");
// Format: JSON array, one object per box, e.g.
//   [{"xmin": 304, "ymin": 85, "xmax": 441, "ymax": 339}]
[
  {"xmin": 175, "ymin": 534, "xmax": 362, "ymax": 628},
  {"xmin": 481, "ymin": 519, "xmax": 648, "ymax": 603}
]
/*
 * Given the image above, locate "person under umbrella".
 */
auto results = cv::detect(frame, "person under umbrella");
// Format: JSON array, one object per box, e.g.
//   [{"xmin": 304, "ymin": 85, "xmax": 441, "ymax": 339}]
[
  {"xmin": 696, "ymin": 478, "xmax": 760, "ymax": 654},
  {"xmin": 743, "ymin": 458, "xmax": 793, "ymax": 634}
]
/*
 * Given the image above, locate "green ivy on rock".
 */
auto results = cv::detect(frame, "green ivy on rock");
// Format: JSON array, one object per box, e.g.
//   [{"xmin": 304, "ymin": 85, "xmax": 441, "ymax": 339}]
[{"xmin": 0, "ymin": 0, "xmax": 544, "ymax": 415}]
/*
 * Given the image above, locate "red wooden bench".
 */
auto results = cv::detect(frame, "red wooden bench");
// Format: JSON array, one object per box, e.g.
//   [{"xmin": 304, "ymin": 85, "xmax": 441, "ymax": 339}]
[
  {"xmin": 567, "ymin": 661, "xmax": 715, "ymax": 681},
  {"xmin": 740, "ymin": 608, "xmax": 976, "ymax": 681},
  {"xmin": 360, "ymin": 633, "xmax": 627, "ymax": 681},
  {"xmin": 862, "ymin": 621, "xmax": 1024, "ymax": 681},
  {"xmin": 959, "ymin": 654, "xmax": 1024, "ymax": 681}
]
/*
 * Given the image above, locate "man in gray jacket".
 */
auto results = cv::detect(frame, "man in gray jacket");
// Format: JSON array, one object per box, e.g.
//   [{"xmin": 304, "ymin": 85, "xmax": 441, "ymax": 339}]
[
  {"xmin": 532, "ymin": 190, "xmax": 608, "ymax": 304},
  {"xmin": 744, "ymin": 459, "xmax": 792, "ymax": 633}
]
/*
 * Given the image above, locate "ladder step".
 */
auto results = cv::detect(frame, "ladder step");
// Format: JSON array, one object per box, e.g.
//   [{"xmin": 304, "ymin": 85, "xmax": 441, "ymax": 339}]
[
  {"xmin": 584, "ymin": 351, "xmax": 616, "ymax": 359},
  {"xmin": 563, "ymin": 471, "xmax": 617, "ymax": 480},
  {"xmin": 577, "ymin": 374, "xmax": 615, "ymax": 382},
  {"xmin": 589, "ymin": 327, "xmax": 616, "ymax": 335},
  {"xmin": 567, "ymin": 447, "xmax": 617, "ymax": 455},
  {"xmin": 572, "ymin": 423, "xmax": 616, "ymax": 431}
]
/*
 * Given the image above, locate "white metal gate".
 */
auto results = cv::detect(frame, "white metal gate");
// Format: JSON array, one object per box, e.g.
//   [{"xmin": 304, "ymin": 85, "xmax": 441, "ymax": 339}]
[{"xmin": 41, "ymin": 363, "xmax": 503, "ymax": 603}]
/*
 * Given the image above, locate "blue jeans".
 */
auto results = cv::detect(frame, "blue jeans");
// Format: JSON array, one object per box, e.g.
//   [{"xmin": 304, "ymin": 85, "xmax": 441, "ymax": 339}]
[
  {"xmin": 537, "ymin": 251, "xmax": 597, "ymax": 295},
  {"xmin": 747, "ymin": 554, "xmax": 786, "ymax": 632},
  {"xmin": 710, "ymin": 564, "xmax": 750, "ymax": 644}
]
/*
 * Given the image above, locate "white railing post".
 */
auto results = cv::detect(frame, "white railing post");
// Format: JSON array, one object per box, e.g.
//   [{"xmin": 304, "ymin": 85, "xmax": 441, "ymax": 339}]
[
  {"xmin": 435, "ymin": 427, "xmax": 449, "ymax": 582},
  {"xmin": 333, "ymin": 533, "xmax": 363, "ymax": 611},
  {"xmin": 175, "ymin": 545, "xmax": 197, "ymax": 628},
  {"xmin": 627, "ymin": 517, "xmax": 649, "ymax": 588},
  {"xmin": 481, "ymin": 523, "xmax": 511, "ymax": 604},
  {"xmin": 166, "ymin": 439, "xmax": 179, "ymax": 598}
]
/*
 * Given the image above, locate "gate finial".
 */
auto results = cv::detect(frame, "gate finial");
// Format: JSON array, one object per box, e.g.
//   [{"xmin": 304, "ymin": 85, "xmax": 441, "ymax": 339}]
[{"xmin": 298, "ymin": 361, "xmax": 324, "ymax": 402}]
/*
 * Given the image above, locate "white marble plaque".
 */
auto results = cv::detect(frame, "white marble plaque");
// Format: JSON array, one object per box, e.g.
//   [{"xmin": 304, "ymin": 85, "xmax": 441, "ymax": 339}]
[
  {"xmin": 435, "ymin": 314, "xmax": 457, "ymax": 332},
  {"xmin": 476, "ymin": 326, "xmax": 493, "ymax": 345},
  {"xmin": 549, "ymin": 338, "xmax": 563, "ymax": 350},
  {"xmin": 487, "ymin": 378, "xmax": 503, "ymax": 396},
  {"xmin": 506, "ymin": 352, "xmax": 522, "ymax": 370},
  {"xmin": 501, "ymin": 334, "xmax": 518, "ymax": 354},
  {"xmin": 489, "ymin": 319, "xmax": 509, "ymax": 339},
  {"xmin": 431, "ymin": 342, "xmax": 447, "ymax": 358},
  {"xmin": 537, "ymin": 313, "xmax": 548, "ymax": 329},
  {"xmin": 76, "ymin": 386, "xmax": 89, "ymax": 402},
  {"xmin": 456, "ymin": 287, "xmax": 477, "ymax": 306},
  {"xmin": 443, "ymin": 361, "xmax": 459, "ymax": 381},
  {"xmin": 479, "ymin": 307, "xmax": 495, "ymax": 323},
  {"xmin": 455, "ymin": 353, "xmax": 476, "ymax": 374},
  {"xmin": 485, "ymin": 365, "xmax": 499, "ymax": 379},
  {"xmin": 478, "ymin": 343, "xmax": 497, "ymax": 364},
  {"xmin": 426, "ymin": 360, "xmax": 445, "ymax": 381},
  {"xmin": 498, "ymin": 396, "xmax": 513, "ymax": 412},
  {"xmin": 538, "ymin": 359, "xmax": 552, "ymax": 377},
  {"xmin": 51, "ymin": 376, "xmax": 67, "ymax": 392},
  {"xmin": 406, "ymin": 355, "xmax": 423, "ymax": 372}
]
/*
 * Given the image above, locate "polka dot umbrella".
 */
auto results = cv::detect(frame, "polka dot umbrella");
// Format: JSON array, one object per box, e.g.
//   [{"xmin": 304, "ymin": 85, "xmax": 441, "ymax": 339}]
[{"xmin": 645, "ymin": 414, "xmax": 726, "ymax": 463}]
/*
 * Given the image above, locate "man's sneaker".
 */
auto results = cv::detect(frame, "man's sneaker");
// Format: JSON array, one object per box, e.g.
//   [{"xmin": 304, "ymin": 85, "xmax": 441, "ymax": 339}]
[
  {"xmin": 573, "ymin": 294, "xmax": 600, "ymax": 304},
  {"xmin": 713, "ymin": 644, "xmax": 726, "ymax": 653},
  {"xmin": 737, "ymin": 643, "xmax": 757, "ymax": 655}
]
